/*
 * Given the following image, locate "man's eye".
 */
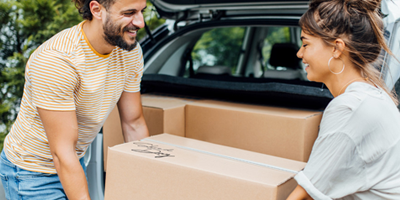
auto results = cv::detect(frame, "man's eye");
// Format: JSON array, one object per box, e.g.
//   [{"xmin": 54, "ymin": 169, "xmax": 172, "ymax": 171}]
[
  {"xmin": 302, "ymin": 44, "xmax": 308, "ymax": 47},
  {"xmin": 124, "ymin": 12, "xmax": 134, "ymax": 16}
]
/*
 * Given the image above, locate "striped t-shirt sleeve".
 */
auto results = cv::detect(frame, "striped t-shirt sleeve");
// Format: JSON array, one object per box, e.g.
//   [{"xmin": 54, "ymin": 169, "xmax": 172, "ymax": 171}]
[{"xmin": 27, "ymin": 50, "xmax": 78, "ymax": 111}]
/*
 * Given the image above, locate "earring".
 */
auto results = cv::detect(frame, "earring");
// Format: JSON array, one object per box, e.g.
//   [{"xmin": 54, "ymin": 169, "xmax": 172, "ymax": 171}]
[{"xmin": 328, "ymin": 57, "xmax": 345, "ymax": 74}]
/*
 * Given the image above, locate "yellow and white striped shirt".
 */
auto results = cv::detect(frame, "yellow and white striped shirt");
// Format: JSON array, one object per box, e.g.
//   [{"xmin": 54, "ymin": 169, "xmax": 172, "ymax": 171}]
[{"xmin": 4, "ymin": 21, "xmax": 143, "ymax": 174}]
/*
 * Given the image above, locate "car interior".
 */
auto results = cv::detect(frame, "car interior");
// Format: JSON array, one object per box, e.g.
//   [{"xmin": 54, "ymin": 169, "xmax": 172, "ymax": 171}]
[
  {"xmin": 146, "ymin": 25, "xmax": 305, "ymax": 78},
  {"xmin": 141, "ymin": 20, "xmax": 333, "ymax": 109}
]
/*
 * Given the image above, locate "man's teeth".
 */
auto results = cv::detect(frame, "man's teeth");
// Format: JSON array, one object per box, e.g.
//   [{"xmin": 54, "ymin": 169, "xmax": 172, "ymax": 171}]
[
  {"xmin": 128, "ymin": 30, "xmax": 136, "ymax": 33},
  {"xmin": 304, "ymin": 64, "xmax": 309, "ymax": 67}
]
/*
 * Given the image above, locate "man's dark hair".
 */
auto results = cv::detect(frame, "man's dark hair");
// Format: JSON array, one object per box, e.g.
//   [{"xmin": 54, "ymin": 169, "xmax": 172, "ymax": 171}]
[{"xmin": 73, "ymin": 0, "xmax": 116, "ymax": 20}]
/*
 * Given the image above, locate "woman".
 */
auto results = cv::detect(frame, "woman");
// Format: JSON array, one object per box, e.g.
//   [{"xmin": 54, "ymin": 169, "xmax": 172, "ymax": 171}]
[{"xmin": 287, "ymin": 0, "xmax": 400, "ymax": 199}]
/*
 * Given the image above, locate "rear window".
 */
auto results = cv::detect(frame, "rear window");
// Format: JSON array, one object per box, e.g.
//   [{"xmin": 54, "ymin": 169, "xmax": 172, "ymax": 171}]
[
  {"xmin": 142, "ymin": 24, "xmax": 332, "ymax": 109},
  {"xmin": 190, "ymin": 27, "xmax": 246, "ymax": 76},
  {"xmin": 181, "ymin": 26, "xmax": 303, "ymax": 80}
]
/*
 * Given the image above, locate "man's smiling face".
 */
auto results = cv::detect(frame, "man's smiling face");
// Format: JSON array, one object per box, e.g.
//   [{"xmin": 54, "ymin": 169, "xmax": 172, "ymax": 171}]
[{"xmin": 102, "ymin": 0, "xmax": 146, "ymax": 51}]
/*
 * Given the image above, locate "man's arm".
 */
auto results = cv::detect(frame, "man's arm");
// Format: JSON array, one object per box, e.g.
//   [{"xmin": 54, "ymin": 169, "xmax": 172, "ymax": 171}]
[
  {"xmin": 38, "ymin": 108, "xmax": 90, "ymax": 200},
  {"xmin": 117, "ymin": 92, "xmax": 149, "ymax": 142},
  {"xmin": 287, "ymin": 185, "xmax": 313, "ymax": 200}
]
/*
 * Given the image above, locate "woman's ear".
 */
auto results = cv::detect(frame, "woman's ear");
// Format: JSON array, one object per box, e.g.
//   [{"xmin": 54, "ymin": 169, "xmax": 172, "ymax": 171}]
[
  {"xmin": 90, "ymin": 1, "xmax": 103, "ymax": 20},
  {"xmin": 332, "ymin": 39, "xmax": 346, "ymax": 58}
]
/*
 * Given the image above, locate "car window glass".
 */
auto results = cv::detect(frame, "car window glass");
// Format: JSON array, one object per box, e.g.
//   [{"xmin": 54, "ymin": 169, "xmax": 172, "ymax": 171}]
[
  {"xmin": 182, "ymin": 26, "xmax": 305, "ymax": 80},
  {"xmin": 186, "ymin": 27, "xmax": 246, "ymax": 77},
  {"xmin": 262, "ymin": 27, "xmax": 294, "ymax": 70},
  {"xmin": 244, "ymin": 26, "xmax": 304, "ymax": 79}
]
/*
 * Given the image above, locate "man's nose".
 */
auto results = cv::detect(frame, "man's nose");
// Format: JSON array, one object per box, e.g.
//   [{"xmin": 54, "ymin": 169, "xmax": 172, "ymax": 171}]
[{"xmin": 132, "ymin": 12, "xmax": 145, "ymax": 29}]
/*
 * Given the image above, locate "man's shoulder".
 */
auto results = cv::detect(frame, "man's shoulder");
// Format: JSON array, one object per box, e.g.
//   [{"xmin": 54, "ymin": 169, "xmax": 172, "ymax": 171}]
[
  {"xmin": 38, "ymin": 23, "xmax": 83, "ymax": 55},
  {"xmin": 26, "ymin": 23, "xmax": 84, "ymax": 72}
]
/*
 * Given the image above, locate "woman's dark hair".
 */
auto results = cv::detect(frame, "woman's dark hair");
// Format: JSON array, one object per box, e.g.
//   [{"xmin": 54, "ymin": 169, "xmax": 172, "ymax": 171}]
[
  {"xmin": 73, "ymin": 0, "xmax": 115, "ymax": 20},
  {"xmin": 300, "ymin": 0, "xmax": 398, "ymax": 104}
]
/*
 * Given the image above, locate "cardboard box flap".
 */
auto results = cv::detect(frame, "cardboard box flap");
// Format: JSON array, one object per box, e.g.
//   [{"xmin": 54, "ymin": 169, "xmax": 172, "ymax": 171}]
[
  {"xmin": 189, "ymin": 100, "xmax": 322, "ymax": 119},
  {"xmin": 142, "ymin": 97, "xmax": 191, "ymax": 109},
  {"xmin": 103, "ymin": 94, "xmax": 195, "ymax": 172},
  {"xmin": 110, "ymin": 134, "xmax": 306, "ymax": 186},
  {"xmin": 185, "ymin": 100, "xmax": 322, "ymax": 162},
  {"xmin": 144, "ymin": 133, "xmax": 305, "ymax": 172}
]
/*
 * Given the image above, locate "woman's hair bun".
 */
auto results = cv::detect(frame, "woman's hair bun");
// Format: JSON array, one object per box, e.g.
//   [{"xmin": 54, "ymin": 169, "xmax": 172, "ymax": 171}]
[
  {"xmin": 344, "ymin": 0, "xmax": 381, "ymax": 12},
  {"xmin": 309, "ymin": 0, "xmax": 381, "ymax": 13}
]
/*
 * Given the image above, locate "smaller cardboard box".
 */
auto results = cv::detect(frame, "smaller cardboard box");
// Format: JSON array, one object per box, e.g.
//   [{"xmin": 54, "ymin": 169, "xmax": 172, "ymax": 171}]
[
  {"xmin": 186, "ymin": 100, "xmax": 322, "ymax": 162},
  {"xmin": 102, "ymin": 94, "xmax": 195, "ymax": 171},
  {"xmin": 105, "ymin": 134, "xmax": 306, "ymax": 200}
]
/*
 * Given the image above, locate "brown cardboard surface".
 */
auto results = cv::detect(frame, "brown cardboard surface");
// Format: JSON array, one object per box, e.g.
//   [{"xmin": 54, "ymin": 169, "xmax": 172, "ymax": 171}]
[
  {"xmin": 102, "ymin": 94, "xmax": 195, "ymax": 171},
  {"xmin": 105, "ymin": 134, "xmax": 306, "ymax": 200},
  {"xmin": 186, "ymin": 100, "xmax": 322, "ymax": 162}
]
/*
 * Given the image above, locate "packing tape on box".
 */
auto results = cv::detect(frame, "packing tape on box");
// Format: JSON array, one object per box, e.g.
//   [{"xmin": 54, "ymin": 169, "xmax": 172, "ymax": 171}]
[{"xmin": 143, "ymin": 138, "xmax": 299, "ymax": 174}]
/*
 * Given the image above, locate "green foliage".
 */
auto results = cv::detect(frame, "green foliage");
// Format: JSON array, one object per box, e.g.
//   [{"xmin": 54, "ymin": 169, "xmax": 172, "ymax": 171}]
[
  {"xmin": 262, "ymin": 27, "xmax": 291, "ymax": 69},
  {"xmin": 0, "ymin": 0, "xmax": 166, "ymax": 150},
  {"xmin": 395, "ymin": 78, "xmax": 400, "ymax": 111},
  {"xmin": 137, "ymin": 0, "xmax": 166, "ymax": 41},
  {"xmin": 188, "ymin": 26, "xmax": 292, "ymax": 76},
  {"xmin": 192, "ymin": 27, "xmax": 246, "ymax": 74},
  {"xmin": 0, "ymin": 0, "xmax": 81, "ymax": 149}
]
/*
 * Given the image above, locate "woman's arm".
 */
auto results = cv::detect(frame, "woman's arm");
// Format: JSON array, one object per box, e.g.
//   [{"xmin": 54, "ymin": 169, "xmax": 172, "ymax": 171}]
[{"xmin": 287, "ymin": 185, "xmax": 313, "ymax": 200}]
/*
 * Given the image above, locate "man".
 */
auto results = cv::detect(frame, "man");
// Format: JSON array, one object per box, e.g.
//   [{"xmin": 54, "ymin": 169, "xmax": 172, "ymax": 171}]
[{"xmin": 0, "ymin": 0, "xmax": 149, "ymax": 199}]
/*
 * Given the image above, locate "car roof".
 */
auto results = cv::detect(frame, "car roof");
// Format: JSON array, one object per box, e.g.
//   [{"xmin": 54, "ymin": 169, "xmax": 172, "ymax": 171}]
[
  {"xmin": 158, "ymin": 0, "xmax": 307, "ymax": 4},
  {"xmin": 151, "ymin": 0, "xmax": 309, "ymax": 20}
]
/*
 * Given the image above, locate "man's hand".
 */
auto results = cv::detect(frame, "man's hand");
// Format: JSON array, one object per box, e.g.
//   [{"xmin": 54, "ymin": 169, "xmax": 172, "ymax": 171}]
[
  {"xmin": 287, "ymin": 185, "xmax": 313, "ymax": 200},
  {"xmin": 38, "ymin": 108, "xmax": 90, "ymax": 200},
  {"xmin": 117, "ymin": 92, "xmax": 149, "ymax": 142}
]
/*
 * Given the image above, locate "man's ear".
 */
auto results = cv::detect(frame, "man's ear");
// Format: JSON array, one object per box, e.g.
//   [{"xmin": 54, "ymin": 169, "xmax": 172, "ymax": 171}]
[
  {"xmin": 90, "ymin": 1, "xmax": 103, "ymax": 20},
  {"xmin": 332, "ymin": 39, "xmax": 346, "ymax": 58}
]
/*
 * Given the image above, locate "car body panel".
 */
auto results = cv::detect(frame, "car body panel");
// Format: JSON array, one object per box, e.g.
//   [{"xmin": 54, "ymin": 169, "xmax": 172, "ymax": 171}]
[
  {"xmin": 381, "ymin": 0, "xmax": 400, "ymax": 90},
  {"xmin": 151, "ymin": 0, "xmax": 309, "ymax": 20}
]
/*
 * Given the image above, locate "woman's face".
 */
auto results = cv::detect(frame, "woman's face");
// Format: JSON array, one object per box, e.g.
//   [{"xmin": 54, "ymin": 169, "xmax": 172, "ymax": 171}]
[{"xmin": 297, "ymin": 31, "xmax": 334, "ymax": 82}]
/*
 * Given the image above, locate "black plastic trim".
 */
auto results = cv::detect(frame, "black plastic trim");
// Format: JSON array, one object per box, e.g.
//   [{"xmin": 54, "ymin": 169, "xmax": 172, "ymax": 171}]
[{"xmin": 141, "ymin": 74, "xmax": 333, "ymax": 109}]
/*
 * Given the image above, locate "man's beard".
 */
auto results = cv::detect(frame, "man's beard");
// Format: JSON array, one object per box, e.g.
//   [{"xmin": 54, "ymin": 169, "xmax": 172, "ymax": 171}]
[{"xmin": 103, "ymin": 15, "xmax": 139, "ymax": 51}]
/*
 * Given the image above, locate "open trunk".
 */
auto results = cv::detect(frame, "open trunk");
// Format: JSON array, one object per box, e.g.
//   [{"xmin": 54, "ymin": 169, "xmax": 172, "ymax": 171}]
[{"xmin": 141, "ymin": 74, "xmax": 333, "ymax": 110}]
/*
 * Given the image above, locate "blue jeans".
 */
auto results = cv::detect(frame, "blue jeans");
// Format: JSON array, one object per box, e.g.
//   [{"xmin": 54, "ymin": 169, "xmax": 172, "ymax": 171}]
[{"xmin": 0, "ymin": 150, "xmax": 87, "ymax": 200}]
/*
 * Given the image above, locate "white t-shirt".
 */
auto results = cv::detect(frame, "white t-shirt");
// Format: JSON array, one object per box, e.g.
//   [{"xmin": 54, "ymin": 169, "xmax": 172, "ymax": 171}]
[{"xmin": 295, "ymin": 82, "xmax": 400, "ymax": 200}]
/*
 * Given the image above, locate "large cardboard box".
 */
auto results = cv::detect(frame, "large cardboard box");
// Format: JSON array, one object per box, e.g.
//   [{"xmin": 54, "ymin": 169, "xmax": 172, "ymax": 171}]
[
  {"xmin": 186, "ymin": 100, "xmax": 322, "ymax": 162},
  {"xmin": 105, "ymin": 134, "xmax": 306, "ymax": 200},
  {"xmin": 103, "ymin": 94, "xmax": 195, "ymax": 171}
]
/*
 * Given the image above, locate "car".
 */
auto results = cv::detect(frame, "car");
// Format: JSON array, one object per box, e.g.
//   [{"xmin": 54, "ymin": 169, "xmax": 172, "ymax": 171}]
[
  {"xmin": 89, "ymin": 0, "xmax": 400, "ymax": 199},
  {"xmin": 85, "ymin": 1, "xmax": 400, "ymax": 199},
  {"xmin": 1, "ymin": 0, "xmax": 398, "ymax": 199},
  {"xmin": 140, "ymin": 0, "xmax": 333, "ymax": 109}
]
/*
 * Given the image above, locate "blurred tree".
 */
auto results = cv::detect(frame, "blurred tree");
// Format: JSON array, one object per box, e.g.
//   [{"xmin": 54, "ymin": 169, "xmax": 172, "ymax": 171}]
[
  {"xmin": 0, "ymin": 0, "xmax": 81, "ymax": 149},
  {"xmin": 262, "ymin": 27, "xmax": 291, "ymax": 69},
  {"xmin": 137, "ymin": 0, "xmax": 166, "ymax": 41},
  {"xmin": 395, "ymin": 79, "xmax": 400, "ymax": 111},
  {"xmin": 0, "ymin": 0, "xmax": 166, "ymax": 149},
  {"xmin": 191, "ymin": 27, "xmax": 246, "ymax": 74},
  {"xmin": 190, "ymin": 27, "xmax": 292, "ymax": 76}
]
